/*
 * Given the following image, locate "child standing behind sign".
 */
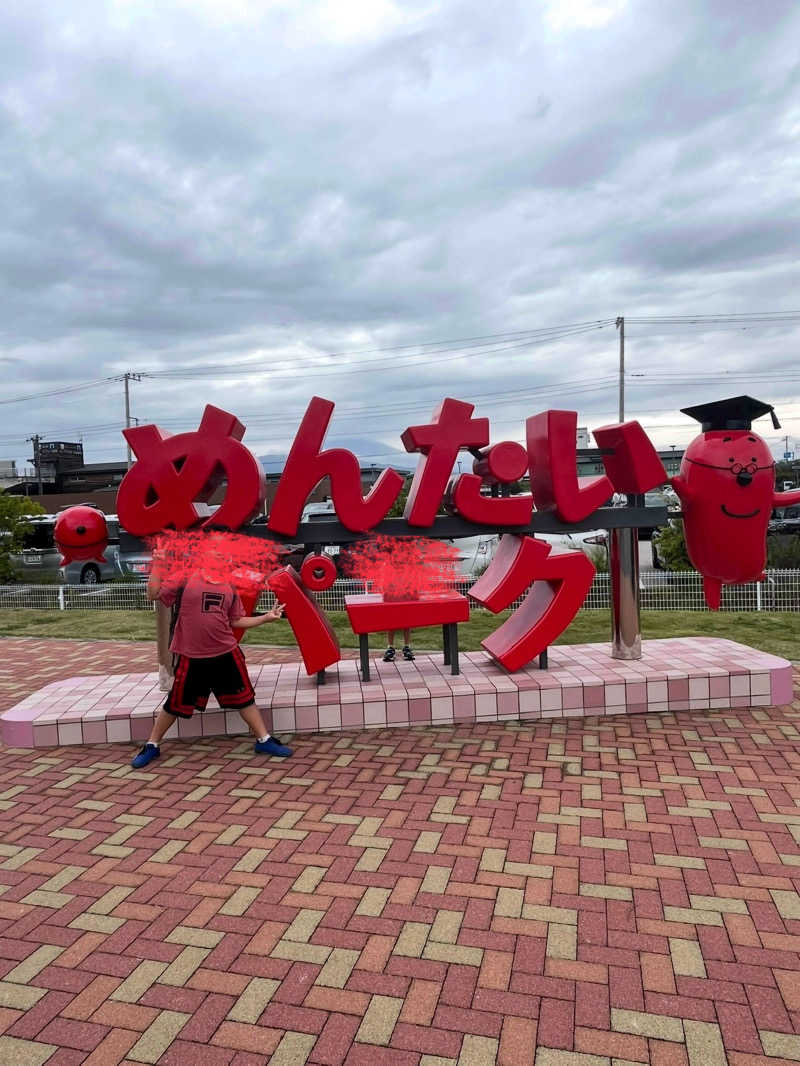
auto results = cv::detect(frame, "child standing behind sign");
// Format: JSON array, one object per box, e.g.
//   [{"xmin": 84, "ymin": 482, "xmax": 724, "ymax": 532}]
[{"xmin": 131, "ymin": 566, "xmax": 292, "ymax": 768}]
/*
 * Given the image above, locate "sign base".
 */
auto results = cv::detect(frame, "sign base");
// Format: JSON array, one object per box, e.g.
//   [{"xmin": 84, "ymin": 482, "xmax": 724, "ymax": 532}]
[{"xmin": 1, "ymin": 639, "xmax": 792, "ymax": 749}]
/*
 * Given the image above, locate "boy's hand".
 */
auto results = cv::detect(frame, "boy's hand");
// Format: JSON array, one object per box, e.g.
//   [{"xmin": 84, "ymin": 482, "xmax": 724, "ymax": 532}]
[{"xmin": 264, "ymin": 603, "xmax": 285, "ymax": 621}]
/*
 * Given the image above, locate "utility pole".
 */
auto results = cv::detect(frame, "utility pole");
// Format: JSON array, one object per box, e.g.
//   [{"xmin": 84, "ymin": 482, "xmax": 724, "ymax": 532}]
[
  {"xmin": 123, "ymin": 373, "xmax": 143, "ymax": 469},
  {"xmin": 616, "ymin": 316, "xmax": 625, "ymax": 422},
  {"xmin": 27, "ymin": 434, "xmax": 43, "ymax": 496}
]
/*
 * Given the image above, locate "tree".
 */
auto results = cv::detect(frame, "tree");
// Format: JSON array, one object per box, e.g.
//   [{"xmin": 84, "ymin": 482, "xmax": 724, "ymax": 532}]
[
  {"xmin": 387, "ymin": 479, "xmax": 410, "ymax": 518},
  {"xmin": 0, "ymin": 494, "xmax": 45, "ymax": 581},
  {"xmin": 767, "ymin": 534, "xmax": 800, "ymax": 568},
  {"xmin": 654, "ymin": 517, "xmax": 800, "ymax": 571},
  {"xmin": 653, "ymin": 518, "xmax": 693, "ymax": 571}
]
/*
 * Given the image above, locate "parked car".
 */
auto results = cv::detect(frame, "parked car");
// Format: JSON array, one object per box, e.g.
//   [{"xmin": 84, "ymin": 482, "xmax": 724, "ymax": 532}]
[
  {"xmin": 61, "ymin": 514, "xmax": 122, "ymax": 585},
  {"xmin": 115, "ymin": 544, "xmax": 152, "ymax": 582},
  {"xmin": 9, "ymin": 508, "xmax": 128, "ymax": 585},
  {"xmin": 769, "ymin": 506, "xmax": 800, "ymax": 536},
  {"xmin": 9, "ymin": 515, "xmax": 63, "ymax": 582}
]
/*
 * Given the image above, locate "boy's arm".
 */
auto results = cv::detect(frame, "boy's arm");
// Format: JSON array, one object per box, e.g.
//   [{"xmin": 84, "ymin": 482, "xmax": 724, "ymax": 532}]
[
  {"xmin": 146, "ymin": 572, "xmax": 162, "ymax": 602},
  {"xmin": 231, "ymin": 603, "xmax": 285, "ymax": 629}
]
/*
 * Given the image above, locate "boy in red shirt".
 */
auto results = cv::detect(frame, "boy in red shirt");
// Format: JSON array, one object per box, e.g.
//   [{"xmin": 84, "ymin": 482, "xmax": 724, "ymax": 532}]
[{"xmin": 131, "ymin": 567, "xmax": 291, "ymax": 768}]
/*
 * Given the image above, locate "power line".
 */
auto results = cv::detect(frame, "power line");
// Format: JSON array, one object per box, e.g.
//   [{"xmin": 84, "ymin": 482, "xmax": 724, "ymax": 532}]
[
  {"xmin": 626, "ymin": 312, "xmax": 800, "ymax": 324},
  {"xmin": 0, "ymin": 375, "xmax": 622, "ymax": 444},
  {"xmin": 3, "ymin": 311, "xmax": 799, "ymax": 404},
  {"xmin": 144, "ymin": 324, "xmax": 612, "ymax": 382},
  {"xmin": 0, "ymin": 320, "xmax": 613, "ymax": 407},
  {"xmin": 0, "ymin": 376, "xmax": 121, "ymax": 406},
  {"xmin": 142, "ymin": 320, "xmax": 614, "ymax": 377}
]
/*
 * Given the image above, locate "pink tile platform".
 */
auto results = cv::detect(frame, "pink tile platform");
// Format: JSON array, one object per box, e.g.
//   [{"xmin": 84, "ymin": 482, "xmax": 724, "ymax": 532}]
[{"xmin": 0, "ymin": 637, "xmax": 793, "ymax": 749}]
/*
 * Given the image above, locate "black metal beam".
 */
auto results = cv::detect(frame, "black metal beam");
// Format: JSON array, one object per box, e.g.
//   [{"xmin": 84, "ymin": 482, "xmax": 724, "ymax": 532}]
[{"xmin": 119, "ymin": 506, "xmax": 669, "ymax": 553}]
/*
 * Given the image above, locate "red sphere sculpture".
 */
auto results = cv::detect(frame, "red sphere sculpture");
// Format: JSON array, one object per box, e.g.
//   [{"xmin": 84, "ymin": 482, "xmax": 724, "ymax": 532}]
[{"xmin": 53, "ymin": 506, "xmax": 108, "ymax": 567}]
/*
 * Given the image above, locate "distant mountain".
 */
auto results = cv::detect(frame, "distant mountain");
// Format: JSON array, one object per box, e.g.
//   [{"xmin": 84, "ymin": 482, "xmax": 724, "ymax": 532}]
[{"xmin": 259, "ymin": 436, "xmax": 414, "ymax": 475}]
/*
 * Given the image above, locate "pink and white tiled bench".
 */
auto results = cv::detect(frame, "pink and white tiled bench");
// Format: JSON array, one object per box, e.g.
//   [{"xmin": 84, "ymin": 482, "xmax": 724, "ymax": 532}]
[{"xmin": 0, "ymin": 637, "xmax": 793, "ymax": 749}]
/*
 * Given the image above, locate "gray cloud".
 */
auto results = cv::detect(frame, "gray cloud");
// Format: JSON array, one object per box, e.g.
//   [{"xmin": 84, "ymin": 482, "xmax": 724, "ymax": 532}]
[{"xmin": 1, "ymin": 0, "xmax": 799, "ymax": 469}]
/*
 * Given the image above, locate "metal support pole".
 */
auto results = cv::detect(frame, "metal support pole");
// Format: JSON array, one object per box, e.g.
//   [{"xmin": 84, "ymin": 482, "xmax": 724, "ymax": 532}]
[
  {"xmin": 35, "ymin": 437, "xmax": 43, "ymax": 497},
  {"xmin": 609, "ymin": 508, "xmax": 641, "ymax": 659},
  {"xmin": 359, "ymin": 634, "xmax": 371, "ymax": 682},
  {"xmin": 616, "ymin": 316, "xmax": 625, "ymax": 423},
  {"xmin": 124, "ymin": 373, "xmax": 132, "ymax": 470},
  {"xmin": 446, "ymin": 623, "xmax": 460, "ymax": 676},
  {"xmin": 124, "ymin": 373, "xmax": 142, "ymax": 470}
]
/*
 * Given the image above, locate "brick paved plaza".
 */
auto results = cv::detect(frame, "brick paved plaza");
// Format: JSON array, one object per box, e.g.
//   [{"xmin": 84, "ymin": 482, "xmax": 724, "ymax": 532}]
[{"xmin": 2, "ymin": 637, "xmax": 800, "ymax": 1065}]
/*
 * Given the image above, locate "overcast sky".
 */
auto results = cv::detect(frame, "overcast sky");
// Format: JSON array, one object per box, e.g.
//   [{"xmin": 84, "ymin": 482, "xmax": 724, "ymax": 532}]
[{"xmin": 2, "ymin": 0, "xmax": 800, "ymax": 473}]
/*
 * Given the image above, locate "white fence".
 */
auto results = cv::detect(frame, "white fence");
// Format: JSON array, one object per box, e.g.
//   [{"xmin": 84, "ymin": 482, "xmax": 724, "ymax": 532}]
[{"xmin": 0, "ymin": 570, "xmax": 798, "ymax": 612}]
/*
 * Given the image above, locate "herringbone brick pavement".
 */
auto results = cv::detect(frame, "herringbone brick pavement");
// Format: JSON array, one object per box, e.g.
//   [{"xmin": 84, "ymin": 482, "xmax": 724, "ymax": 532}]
[{"xmin": 1, "ymin": 637, "xmax": 800, "ymax": 1064}]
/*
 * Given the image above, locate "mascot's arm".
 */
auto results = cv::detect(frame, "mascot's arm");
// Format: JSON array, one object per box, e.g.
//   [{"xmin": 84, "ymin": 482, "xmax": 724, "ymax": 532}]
[
  {"xmin": 774, "ymin": 488, "xmax": 800, "ymax": 507},
  {"xmin": 670, "ymin": 475, "xmax": 689, "ymax": 502}
]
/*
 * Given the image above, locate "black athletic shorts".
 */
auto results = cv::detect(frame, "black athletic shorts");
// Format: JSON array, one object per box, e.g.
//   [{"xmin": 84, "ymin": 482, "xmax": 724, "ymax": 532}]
[{"xmin": 164, "ymin": 646, "xmax": 256, "ymax": 718}]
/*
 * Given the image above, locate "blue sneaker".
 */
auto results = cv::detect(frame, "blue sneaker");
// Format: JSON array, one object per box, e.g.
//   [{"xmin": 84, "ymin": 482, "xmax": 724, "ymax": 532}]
[
  {"xmin": 131, "ymin": 743, "xmax": 160, "ymax": 769},
  {"xmin": 254, "ymin": 736, "xmax": 293, "ymax": 758}
]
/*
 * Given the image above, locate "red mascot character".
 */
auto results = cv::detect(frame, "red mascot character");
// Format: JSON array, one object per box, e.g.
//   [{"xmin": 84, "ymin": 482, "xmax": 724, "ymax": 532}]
[{"xmin": 671, "ymin": 395, "xmax": 800, "ymax": 609}]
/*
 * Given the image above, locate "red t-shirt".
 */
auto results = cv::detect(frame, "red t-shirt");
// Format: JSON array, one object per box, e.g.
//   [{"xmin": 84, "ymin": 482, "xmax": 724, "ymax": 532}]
[{"xmin": 158, "ymin": 575, "xmax": 245, "ymax": 658}]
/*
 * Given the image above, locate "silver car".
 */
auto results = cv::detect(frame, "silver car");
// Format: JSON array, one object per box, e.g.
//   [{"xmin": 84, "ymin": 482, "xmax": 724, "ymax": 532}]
[
  {"xmin": 61, "ymin": 515, "xmax": 123, "ymax": 584},
  {"xmin": 11, "ymin": 511, "xmax": 121, "ymax": 585}
]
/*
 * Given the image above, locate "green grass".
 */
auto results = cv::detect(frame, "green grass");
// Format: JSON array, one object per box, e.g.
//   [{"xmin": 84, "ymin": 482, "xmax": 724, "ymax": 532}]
[{"xmin": 0, "ymin": 609, "xmax": 796, "ymax": 659}]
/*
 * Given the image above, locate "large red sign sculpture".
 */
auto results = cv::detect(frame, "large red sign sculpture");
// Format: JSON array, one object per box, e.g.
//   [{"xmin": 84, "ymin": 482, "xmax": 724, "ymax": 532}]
[{"xmin": 108, "ymin": 391, "xmax": 789, "ymax": 673}]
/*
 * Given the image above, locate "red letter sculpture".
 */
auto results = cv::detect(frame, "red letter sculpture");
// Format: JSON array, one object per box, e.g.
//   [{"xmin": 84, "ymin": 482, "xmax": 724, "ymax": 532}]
[
  {"xmin": 672, "ymin": 395, "xmax": 800, "ymax": 609},
  {"xmin": 118, "ymin": 406, "xmax": 266, "ymax": 536},
  {"xmin": 592, "ymin": 421, "xmax": 667, "ymax": 495},
  {"xmin": 268, "ymin": 563, "xmax": 341, "ymax": 676},
  {"xmin": 448, "ymin": 442, "xmax": 534, "ymax": 525},
  {"xmin": 527, "ymin": 410, "xmax": 613, "ymax": 522},
  {"xmin": 469, "ymin": 535, "xmax": 595, "ymax": 671},
  {"xmin": 402, "ymin": 398, "xmax": 489, "ymax": 526},
  {"xmin": 268, "ymin": 397, "xmax": 404, "ymax": 536}
]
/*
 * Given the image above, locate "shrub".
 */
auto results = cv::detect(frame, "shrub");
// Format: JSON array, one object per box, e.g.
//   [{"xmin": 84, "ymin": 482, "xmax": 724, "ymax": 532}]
[
  {"xmin": 767, "ymin": 534, "xmax": 800, "ymax": 568},
  {"xmin": 653, "ymin": 519, "xmax": 693, "ymax": 571},
  {"xmin": 0, "ymin": 495, "xmax": 45, "ymax": 582}
]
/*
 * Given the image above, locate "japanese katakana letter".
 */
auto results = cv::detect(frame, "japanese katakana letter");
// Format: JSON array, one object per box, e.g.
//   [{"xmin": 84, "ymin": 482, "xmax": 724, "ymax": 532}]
[
  {"xmin": 268, "ymin": 397, "xmax": 404, "ymax": 536},
  {"xmin": 118, "ymin": 405, "xmax": 266, "ymax": 536},
  {"xmin": 401, "ymin": 398, "xmax": 489, "ymax": 527},
  {"xmin": 527, "ymin": 409, "xmax": 613, "ymax": 523},
  {"xmin": 469, "ymin": 534, "xmax": 595, "ymax": 671},
  {"xmin": 448, "ymin": 441, "xmax": 533, "ymax": 525},
  {"xmin": 592, "ymin": 421, "xmax": 667, "ymax": 494},
  {"xmin": 268, "ymin": 564, "xmax": 341, "ymax": 675}
]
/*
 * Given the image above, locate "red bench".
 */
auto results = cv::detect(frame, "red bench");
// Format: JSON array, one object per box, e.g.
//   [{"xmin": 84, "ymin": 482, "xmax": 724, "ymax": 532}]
[{"xmin": 345, "ymin": 593, "xmax": 470, "ymax": 681}]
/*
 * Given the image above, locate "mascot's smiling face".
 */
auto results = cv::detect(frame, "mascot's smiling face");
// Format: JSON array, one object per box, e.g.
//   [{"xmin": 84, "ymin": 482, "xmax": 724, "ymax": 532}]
[{"xmin": 682, "ymin": 429, "xmax": 774, "ymax": 519}]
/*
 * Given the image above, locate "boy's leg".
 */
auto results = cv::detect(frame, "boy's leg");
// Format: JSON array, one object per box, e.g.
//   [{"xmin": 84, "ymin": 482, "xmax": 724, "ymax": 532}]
[
  {"xmin": 384, "ymin": 631, "xmax": 396, "ymax": 662},
  {"xmin": 216, "ymin": 648, "xmax": 292, "ymax": 757},
  {"xmin": 147, "ymin": 709, "xmax": 178, "ymax": 746},
  {"xmin": 238, "ymin": 702, "xmax": 269, "ymax": 738},
  {"xmin": 132, "ymin": 655, "xmax": 203, "ymax": 768},
  {"xmin": 239, "ymin": 704, "xmax": 293, "ymax": 757},
  {"xmin": 131, "ymin": 710, "xmax": 176, "ymax": 768},
  {"xmin": 403, "ymin": 629, "xmax": 414, "ymax": 660}
]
